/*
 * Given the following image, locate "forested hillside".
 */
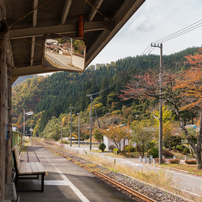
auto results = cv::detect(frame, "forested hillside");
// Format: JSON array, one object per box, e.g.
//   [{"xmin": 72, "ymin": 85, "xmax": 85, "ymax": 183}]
[
  {"xmin": 12, "ymin": 75, "xmax": 35, "ymax": 86},
  {"xmin": 12, "ymin": 47, "xmax": 199, "ymax": 137}
]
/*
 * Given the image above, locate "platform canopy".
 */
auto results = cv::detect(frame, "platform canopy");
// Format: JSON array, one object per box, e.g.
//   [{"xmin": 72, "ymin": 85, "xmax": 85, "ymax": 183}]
[{"xmin": 6, "ymin": 0, "xmax": 145, "ymax": 82}]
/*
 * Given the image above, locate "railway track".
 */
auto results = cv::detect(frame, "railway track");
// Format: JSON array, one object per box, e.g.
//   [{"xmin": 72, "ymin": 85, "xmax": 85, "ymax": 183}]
[{"xmin": 33, "ymin": 139, "xmax": 156, "ymax": 202}]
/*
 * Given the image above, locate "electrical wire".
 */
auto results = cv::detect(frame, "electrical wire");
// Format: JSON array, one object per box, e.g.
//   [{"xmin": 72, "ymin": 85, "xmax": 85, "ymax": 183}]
[
  {"xmin": 20, "ymin": 38, "xmax": 42, "ymax": 47},
  {"xmin": 88, "ymin": 46, "xmax": 154, "ymax": 97},
  {"xmin": 153, "ymin": 19, "xmax": 202, "ymax": 44},
  {"xmin": 84, "ymin": 0, "xmax": 106, "ymax": 19},
  {"xmin": 88, "ymin": 17, "xmax": 202, "ymax": 97}
]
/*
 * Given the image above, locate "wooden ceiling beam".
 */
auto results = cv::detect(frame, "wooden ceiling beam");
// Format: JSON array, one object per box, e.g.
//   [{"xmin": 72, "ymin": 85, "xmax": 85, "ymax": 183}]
[
  {"xmin": 10, "ymin": 21, "xmax": 106, "ymax": 39},
  {"xmin": 30, "ymin": 0, "xmax": 38, "ymax": 66},
  {"xmin": 61, "ymin": 0, "xmax": 72, "ymax": 25},
  {"xmin": 88, "ymin": 0, "xmax": 104, "ymax": 22},
  {"xmin": 86, "ymin": 0, "xmax": 145, "ymax": 66}
]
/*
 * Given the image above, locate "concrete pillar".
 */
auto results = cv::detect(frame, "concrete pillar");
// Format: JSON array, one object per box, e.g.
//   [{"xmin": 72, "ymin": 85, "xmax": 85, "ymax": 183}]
[
  {"xmin": 139, "ymin": 156, "xmax": 142, "ymax": 162},
  {"xmin": 144, "ymin": 156, "xmax": 147, "ymax": 163}
]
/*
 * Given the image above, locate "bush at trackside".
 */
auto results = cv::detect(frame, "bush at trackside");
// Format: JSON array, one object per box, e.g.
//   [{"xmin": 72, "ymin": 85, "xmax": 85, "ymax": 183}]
[
  {"xmin": 168, "ymin": 159, "xmax": 180, "ymax": 164},
  {"xmin": 185, "ymin": 160, "xmax": 196, "ymax": 164},
  {"xmin": 98, "ymin": 143, "xmax": 106, "ymax": 152},
  {"xmin": 148, "ymin": 147, "xmax": 158, "ymax": 158},
  {"xmin": 108, "ymin": 144, "xmax": 116, "ymax": 152}
]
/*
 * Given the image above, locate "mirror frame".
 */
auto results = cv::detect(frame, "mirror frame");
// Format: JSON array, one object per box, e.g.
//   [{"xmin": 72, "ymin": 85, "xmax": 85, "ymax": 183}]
[{"xmin": 42, "ymin": 33, "xmax": 87, "ymax": 73}]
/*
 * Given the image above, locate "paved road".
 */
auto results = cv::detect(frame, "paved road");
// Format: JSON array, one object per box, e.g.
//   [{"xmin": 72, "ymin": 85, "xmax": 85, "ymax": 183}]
[
  {"xmin": 62, "ymin": 143, "xmax": 202, "ymax": 197},
  {"xmin": 45, "ymin": 51, "xmax": 78, "ymax": 71},
  {"xmin": 17, "ymin": 146, "xmax": 137, "ymax": 202}
]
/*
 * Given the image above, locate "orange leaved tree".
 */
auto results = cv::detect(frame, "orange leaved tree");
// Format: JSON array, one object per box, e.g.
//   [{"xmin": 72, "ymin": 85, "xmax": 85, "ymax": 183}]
[
  {"xmin": 120, "ymin": 48, "xmax": 202, "ymax": 169},
  {"xmin": 101, "ymin": 124, "xmax": 132, "ymax": 150},
  {"xmin": 173, "ymin": 48, "xmax": 202, "ymax": 169}
]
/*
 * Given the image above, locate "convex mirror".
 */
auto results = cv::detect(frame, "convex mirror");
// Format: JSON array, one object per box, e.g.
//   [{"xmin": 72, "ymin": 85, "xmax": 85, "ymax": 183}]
[{"xmin": 42, "ymin": 33, "xmax": 86, "ymax": 72}]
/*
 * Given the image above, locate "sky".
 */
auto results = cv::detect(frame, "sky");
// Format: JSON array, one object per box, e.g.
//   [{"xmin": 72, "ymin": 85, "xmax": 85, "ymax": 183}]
[{"xmin": 90, "ymin": 0, "xmax": 202, "ymax": 65}]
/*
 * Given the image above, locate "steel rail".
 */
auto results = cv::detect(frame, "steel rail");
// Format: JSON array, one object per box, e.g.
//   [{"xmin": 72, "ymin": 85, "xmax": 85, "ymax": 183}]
[{"xmin": 33, "ymin": 139, "xmax": 156, "ymax": 202}]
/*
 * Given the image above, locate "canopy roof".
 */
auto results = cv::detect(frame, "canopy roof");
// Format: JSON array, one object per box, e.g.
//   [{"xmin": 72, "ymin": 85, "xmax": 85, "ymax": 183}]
[{"xmin": 6, "ymin": 0, "xmax": 145, "ymax": 82}]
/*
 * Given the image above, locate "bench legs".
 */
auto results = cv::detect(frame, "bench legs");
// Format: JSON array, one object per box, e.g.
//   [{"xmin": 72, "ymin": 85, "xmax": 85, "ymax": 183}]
[
  {"xmin": 16, "ymin": 174, "xmax": 45, "ymax": 192},
  {"xmin": 41, "ymin": 174, "xmax": 44, "ymax": 192}
]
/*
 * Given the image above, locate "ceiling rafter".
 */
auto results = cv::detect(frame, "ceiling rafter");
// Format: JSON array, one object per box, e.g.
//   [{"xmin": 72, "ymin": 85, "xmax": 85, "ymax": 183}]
[
  {"xmin": 10, "ymin": 21, "xmax": 107, "ymax": 39},
  {"xmin": 88, "ymin": 0, "xmax": 104, "ymax": 22},
  {"xmin": 61, "ymin": 0, "xmax": 72, "ymax": 25},
  {"xmin": 30, "ymin": 0, "xmax": 38, "ymax": 66}
]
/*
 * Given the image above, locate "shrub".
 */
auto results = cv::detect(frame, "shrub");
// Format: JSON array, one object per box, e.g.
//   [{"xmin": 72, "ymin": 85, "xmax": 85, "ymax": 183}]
[
  {"xmin": 62, "ymin": 139, "xmax": 69, "ymax": 144},
  {"xmin": 108, "ymin": 144, "xmax": 116, "ymax": 152},
  {"xmin": 148, "ymin": 147, "xmax": 158, "ymax": 158},
  {"xmin": 168, "ymin": 159, "xmax": 180, "ymax": 164},
  {"xmin": 146, "ymin": 140, "xmax": 156, "ymax": 150},
  {"xmin": 176, "ymin": 145, "xmax": 184, "ymax": 152},
  {"xmin": 182, "ymin": 147, "xmax": 190, "ymax": 155},
  {"xmin": 98, "ymin": 143, "xmax": 106, "ymax": 152},
  {"xmin": 113, "ymin": 148, "xmax": 120, "ymax": 155},
  {"xmin": 124, "ymin": 145, "xmax": 135, "ymax": 152},
  {"xmin": 111, "ymin": 110, "xmax": 121, "ymax": 115},
  {"xmin": 155, "ymin": 158, "xmax": 166, "ymax": 163},
  {"xmin": 185, "ymin": 160, "xmax": 196, "ymax": 164},
  {"xmin": 162, "ymin": 149, "xmax": 173, "ymax": 158}
]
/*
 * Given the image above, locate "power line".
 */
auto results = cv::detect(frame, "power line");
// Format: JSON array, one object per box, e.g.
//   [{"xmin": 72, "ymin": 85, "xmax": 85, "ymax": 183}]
[
  {"xmin": 88, "ymin": 17, "xmax": 202, "ymax": 97},
  {"xmin": 153, "ymin": 19, "xmax": 202, "ymax": 44}
]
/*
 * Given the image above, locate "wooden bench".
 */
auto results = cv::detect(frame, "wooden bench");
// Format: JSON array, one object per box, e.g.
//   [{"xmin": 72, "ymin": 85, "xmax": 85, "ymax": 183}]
[{"xmin": 12, "ymin": 145, "xmax": 48, "ymax": 192}]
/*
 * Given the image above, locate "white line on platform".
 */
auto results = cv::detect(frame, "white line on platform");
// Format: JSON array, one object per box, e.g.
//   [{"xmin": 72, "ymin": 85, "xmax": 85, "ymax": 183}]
[
  {"xmin": 33, "ymin": 180, "xmax": 69, "ymax": 186},
  {"xmin": 45, "ymin": 156, "xmax": 90, "ymax": 202}
]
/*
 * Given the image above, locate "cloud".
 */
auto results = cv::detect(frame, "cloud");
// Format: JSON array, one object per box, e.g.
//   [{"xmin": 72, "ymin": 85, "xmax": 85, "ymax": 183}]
[{"xmin": 128, "ymin": 16, "xmax": 155, "ymax": 33}]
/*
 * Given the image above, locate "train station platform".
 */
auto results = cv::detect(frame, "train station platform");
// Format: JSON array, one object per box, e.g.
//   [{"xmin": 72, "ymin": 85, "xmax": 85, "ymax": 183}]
[
  {"xmin": 58, "ymin": 143, "xmax": 202, "ymax": 197},
  {"xmin": 16, "ymin": 145, "xmax": 136, "ymax": 202}
]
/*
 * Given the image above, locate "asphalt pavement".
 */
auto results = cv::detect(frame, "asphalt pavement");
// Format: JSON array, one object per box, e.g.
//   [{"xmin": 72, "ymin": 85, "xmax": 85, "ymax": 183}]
[{"xmin": 17, "ymin": 146, "xmax": 137, "ymax": 202}]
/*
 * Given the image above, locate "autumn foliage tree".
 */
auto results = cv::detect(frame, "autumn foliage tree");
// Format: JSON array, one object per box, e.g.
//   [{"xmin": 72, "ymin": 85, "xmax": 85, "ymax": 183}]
[
  {"xmin": 120, "ymin": 48, "xmax": 202, "ymax": 169},
  {"xmin": 101, "ymin": 124, "xmax": 132, "ymax": 150}
]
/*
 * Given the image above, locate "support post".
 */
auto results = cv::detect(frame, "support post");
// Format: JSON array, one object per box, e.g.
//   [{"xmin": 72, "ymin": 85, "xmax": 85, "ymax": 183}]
[
  {"xmin": 151, "ymin": 43, "xmax": 163, "ymax": 164},
  {"xmin": 0, "ymin": 33, "xmax": 7, "ymax": 202},
  {"xmin": 5, "ymin": 43, "xmax": 12, "ymax": 183}
]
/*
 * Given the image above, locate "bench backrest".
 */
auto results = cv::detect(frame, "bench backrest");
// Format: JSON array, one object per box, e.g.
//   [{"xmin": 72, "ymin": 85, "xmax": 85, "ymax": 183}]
[{"xmin": 12, "ymin": 145, "xmax": 20, "ymax": 173}]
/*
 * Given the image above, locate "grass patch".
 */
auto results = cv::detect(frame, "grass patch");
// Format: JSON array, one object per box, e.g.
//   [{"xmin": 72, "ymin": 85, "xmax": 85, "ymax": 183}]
[
  {"xmin": 159, "ymin": 164, "xmax": 202, "ymax": 175},
  {"xmin": 91, "ymin": 150, "xmax": 103, "ymax": 153},
  {"xmin": 104, "ymin": 153, "xmax": 126, "ymax": 158},
  {"xmin": 171, "ymin": 151, "xmax": 192, "ymax": 159}
]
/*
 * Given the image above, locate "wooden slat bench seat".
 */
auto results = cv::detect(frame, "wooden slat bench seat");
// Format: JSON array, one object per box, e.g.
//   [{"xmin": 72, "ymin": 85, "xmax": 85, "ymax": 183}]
[{"xmin": 12, "ymin": 145, "xmax": 48, "ymax": 192}]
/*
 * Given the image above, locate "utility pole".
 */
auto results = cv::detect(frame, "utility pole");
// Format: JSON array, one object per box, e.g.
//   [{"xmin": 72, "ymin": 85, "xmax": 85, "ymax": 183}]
[
  {"xmin": 151, "ymin": 43, "xmax": 163, "ymax": 164},
  {"xmin": 77, "ymin": 113, "xmax": 80, "ymax": 147},
  {"xmin": 90, "ymin": 96, "xmax": 93, "ymax": 150},
  {"xmin": 69, "ymin": 106, "xmax": 73, "ymax": 147},
  {"xmin": 93, "ymin": 99, "xmax": 100, "ymax": 129},
  {"xmin": 61, "ymin": 118, "xmax": 63, "ymax": 144},
  {"xmin": 86, "ymin": 94, "xmax": 93, "ymax": 150},
  {"xmin": 23, "ymin": 109, "xmax": 25, "ymax": 147}
]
